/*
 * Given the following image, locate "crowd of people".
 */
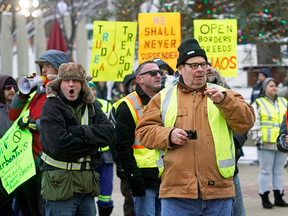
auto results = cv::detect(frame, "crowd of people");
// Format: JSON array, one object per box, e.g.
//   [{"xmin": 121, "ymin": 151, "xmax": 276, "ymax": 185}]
[{"xmin": 0, "ymin": 37, "xmax": 288, "ymax": 216}]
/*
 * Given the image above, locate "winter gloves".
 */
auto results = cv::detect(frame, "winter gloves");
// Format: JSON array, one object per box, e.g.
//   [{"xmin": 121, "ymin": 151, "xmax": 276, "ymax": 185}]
[
  {"xmin": 256, "ymin": 140, "xmax": 263, "ymax": 150},
  {"xmin": 126, "ymin": 169, "xmax": 146, "ymax": 197},
  {"xmin": 18, "ymin": 115, "xmax": 36, "ymax": 130},
  {"xmin": 67, "ymin": 125, "xmax": 85, "ymax": 138}
]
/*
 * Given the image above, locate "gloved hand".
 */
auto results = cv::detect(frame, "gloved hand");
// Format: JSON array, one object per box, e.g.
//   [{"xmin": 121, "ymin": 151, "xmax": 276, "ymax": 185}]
[
  {"xmin": 116, "ymin": 162, "xmax": 125, "ymax": 180},
  {"xmin": 256, "ymin": 140, "xmax": 263, "ymax": 150},
  {"xmin": 126, "ymin": 169, "xmax": 146, "ymax": 197},
  {"xmin": 67, "ymin": 125, "xmax": 85, "ymax": 138},
  {"xmin": 17, "ymin": 115, "xmax": 36, "ymax": 130}
]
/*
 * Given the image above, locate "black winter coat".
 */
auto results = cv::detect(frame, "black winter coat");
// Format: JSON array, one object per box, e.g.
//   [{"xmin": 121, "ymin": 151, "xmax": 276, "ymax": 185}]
[{"xmin": 40, "ymin": 96, "xmax": 114, "ymax": 170}]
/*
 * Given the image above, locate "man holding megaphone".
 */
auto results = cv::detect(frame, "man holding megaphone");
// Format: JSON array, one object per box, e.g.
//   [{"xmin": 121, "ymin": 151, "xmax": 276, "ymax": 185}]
[{"xmin": 9, "ymin": 49, "xmax": 70, "ymax": 216}]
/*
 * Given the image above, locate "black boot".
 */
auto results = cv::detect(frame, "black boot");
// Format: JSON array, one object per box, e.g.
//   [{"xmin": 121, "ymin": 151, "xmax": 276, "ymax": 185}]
[
  {"xmin": 259, "ymin": 191, "xmax": 274, "ymax": 209},
  {"xmin": 98, "ymin": 206, "xmax": 113, "ymax": 216},
  {"xmin": 274, "ymin": 190, "xmax": 288, "ymax": 207}
]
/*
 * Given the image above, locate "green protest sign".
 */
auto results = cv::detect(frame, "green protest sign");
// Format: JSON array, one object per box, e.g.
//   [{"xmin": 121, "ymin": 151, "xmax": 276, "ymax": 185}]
[{"xmin": 0, "ymin": 117, "xmax": 35, "ymax": 194}]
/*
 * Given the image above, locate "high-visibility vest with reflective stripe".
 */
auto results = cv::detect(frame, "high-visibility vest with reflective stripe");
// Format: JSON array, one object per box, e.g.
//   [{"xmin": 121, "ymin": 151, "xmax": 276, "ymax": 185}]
[
  {"xmin": 97, "ymin": 98, "xmax": 112, "ymax": 152},
  {"xmin": 156, "ymin": 83, "xmax": 235, "ymax": 178},
  {"xmin": 255, "ymin": 97, "xmax": 287, "ymax": 143},
  {"xmin": 42, "ymin": 105, "xmax": 91, "ymax": 170},
  {"xmin": 97, "ymin": 98, "xmax": 112, "ymax": 114},
  {"xmin": 121, "ymin": 91, "xmax": 157, "ymax": 168}
]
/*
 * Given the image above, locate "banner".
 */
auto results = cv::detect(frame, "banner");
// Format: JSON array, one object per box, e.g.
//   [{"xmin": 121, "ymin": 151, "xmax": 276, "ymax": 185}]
[
  {"xmin": 194, "ymin": 19, "xmax": 237, "ymax": 77},
  {"xmin": 0, "ymin": 115, "xmax": 35, "ymax": 194},
  {"xmin": 89, "ymin": 21, "xmax": 137, "ymax": 82},
  {"xmin": 138, "ymin": 12, "xmax": 181, "ymax": 71}
]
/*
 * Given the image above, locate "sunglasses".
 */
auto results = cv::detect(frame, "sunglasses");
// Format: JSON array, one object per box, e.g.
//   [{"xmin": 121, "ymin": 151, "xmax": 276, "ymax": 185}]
[
  {"xmin": 4, "ymin": 85, "xmax": 17, "ymax": 91},
  {"xmin": 139, "ymin": 70, "xmax": 164, "ymax": 76}
]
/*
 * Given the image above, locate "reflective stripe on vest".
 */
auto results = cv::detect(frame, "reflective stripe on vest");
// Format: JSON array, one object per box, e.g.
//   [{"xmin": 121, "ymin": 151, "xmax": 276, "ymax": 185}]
[
  {"xmin": 255, "ymin": 97, "xmax": 287, "ymax": 143},
  {"xmin": 41, "ymin": 152, "xmax": 90, "ymax": 170},
  {"xmin": 97, "ymin": 98, "xmax": 112, "ymax": 114},
  {"xmin": 156, "ymin": 83, "xmax": 235, "ymax": 178},
  {"xmin": 122, "ymin": 91, "xmax": 157, "ymax": 168},
  {"xmin": 42, "ymin": 105, "xmax": 91, "ymax": 169}
]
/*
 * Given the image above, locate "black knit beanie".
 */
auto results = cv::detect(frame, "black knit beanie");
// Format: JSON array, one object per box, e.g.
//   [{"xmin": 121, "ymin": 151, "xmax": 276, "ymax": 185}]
[{"xmin": 176, "ymin": 38, "xmax": 207, "ymax": 68}]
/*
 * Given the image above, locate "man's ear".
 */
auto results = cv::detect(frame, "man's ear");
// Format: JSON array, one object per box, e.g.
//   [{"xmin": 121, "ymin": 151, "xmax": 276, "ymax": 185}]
[
  {"xmin": 178, "ymin": 65, "xmax": 183, "ymax": 76},
  {"xmin": 136, "ymin": 76, "xmax": 143, "ymax": 84}
]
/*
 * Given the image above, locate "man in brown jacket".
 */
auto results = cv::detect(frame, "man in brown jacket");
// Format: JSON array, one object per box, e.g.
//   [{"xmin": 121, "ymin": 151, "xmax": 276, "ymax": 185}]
[{"xmin": 135, "ymin": 38, "xmax": 255, "ymax": 215}]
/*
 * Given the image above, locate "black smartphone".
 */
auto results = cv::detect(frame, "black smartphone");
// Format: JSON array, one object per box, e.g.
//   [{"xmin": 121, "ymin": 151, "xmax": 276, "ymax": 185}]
[{"xmin": 184, "ymin": 130, "xmax": 197, "ymax": 140}]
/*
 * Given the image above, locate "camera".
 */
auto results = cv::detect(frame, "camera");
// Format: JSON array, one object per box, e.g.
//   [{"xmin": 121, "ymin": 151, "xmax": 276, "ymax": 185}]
[{"xmin": 184, "ymin": 130, "xmax": 197, "ymax": 140}]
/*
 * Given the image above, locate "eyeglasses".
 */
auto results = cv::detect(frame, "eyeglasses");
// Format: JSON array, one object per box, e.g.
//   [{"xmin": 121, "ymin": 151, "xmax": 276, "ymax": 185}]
[
  {"xmin": 4, "ymin": 85, "xmax": 17, "ymax": 91},
  {"xmin": 139, "ymin": 70, "xmax": 164, "ymax": 76},
  {"xmin": 184, "ymin": 62, "xmax": 208, "ymax": 70}
]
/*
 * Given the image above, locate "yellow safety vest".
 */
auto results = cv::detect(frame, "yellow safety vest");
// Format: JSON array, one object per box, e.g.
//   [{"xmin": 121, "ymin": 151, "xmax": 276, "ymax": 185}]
[
  {"xmin": 156, "ymin": 83, "xmax": 235, "ymax": 178},
  {"xmin": 97, "ymin": 98, "xmax": 112, "ymax": 152},
  {"xmin": 97, "ymin": 98, "xmax": 112, "ymax": 114},
  {"xmin": 120, "ymin": 91, "xmax": 157, "ymax": 168},
  {"xmin": 255, "ymin": 97, "xmax": 287, "ymax": 143}
]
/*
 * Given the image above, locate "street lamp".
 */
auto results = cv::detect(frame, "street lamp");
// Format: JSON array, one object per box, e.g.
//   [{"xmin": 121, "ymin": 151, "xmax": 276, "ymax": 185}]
[{"xmin": 19, "ymin": 0, "xmax": 39, "ymax": 17}]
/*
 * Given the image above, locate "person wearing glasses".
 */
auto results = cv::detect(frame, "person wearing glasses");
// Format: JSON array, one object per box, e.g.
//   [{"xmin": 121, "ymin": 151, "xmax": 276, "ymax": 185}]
[
  {"xmin": 9, "ymin": 50, "xmax": 70, "ymax": 216},
  {"xmin": 115, "ymin": 60, "xmax": 162, "ymax": 216},
  {"xmin": 135, "ymin": 38, "xmax": 255, "ymax": 215},
  {"xmin": 0, "ymin": 75, "xmax": 18, "ymax": 215}
]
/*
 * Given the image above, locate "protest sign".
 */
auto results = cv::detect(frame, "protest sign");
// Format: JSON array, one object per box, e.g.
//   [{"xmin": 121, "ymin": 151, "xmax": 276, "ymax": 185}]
[
  {"xmin": 194, "ymin": 19, "xmax": 238, "ymax": 77},
  {"xmin": 138, "ymin": 12, "xmax": 181, "ymax": 71},
  {"xmin": 0, "ymin": 115, "xmax": 35, "ymax": 194},
  {"xmin": 89, "ymin": 21, "xmax": 137, "ymax": 82}
]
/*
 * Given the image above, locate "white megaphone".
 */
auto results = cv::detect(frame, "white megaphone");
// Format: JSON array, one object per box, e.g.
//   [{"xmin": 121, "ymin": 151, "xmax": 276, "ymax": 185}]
[{"xmin": 18, "ymin": 75, "xmax": 47, "ymax": 94}]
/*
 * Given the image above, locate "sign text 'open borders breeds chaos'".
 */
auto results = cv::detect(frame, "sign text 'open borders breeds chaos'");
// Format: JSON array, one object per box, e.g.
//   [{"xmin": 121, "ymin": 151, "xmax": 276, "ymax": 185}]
[
  {"xmin": 89, "ymin": 21, "xmax": 137, "ymax": 82},
  {"xmin": 194, "ymin": 19, "xmax": 238, "ymax": 77},
  {"xmin": 138, "ymin": 12, "xmax": 181, "ymax": 71}
]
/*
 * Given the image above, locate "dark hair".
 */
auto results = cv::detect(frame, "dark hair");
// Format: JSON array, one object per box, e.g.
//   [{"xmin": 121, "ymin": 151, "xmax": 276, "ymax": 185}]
[{"xmin": 134, "ymin": 60, "xmax": 157, "ymax": 77}]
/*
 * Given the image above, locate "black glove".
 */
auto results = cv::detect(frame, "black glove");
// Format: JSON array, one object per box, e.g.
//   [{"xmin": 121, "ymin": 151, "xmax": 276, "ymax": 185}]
[
  {"xmin": 17, "ymin": 115, "xmax": 36, "ymax": 130},
  {"xmin": 116, "ymin": 162, "xmax": 125, "ymax": 180},
  {"xmin": 67, "ymin": 125, "xmax": 85, "ymax": 138},
  {"xmin": 126, "ymin": 169, "xmax": 146, "ymax": 197},
  {"xmin": 256, "ymin": 140, "xmax": 263, "ymax": 150}
]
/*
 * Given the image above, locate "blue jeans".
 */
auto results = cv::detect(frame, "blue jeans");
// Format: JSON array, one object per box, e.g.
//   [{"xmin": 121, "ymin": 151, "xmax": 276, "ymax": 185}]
[
  {"xmin": 161, "ymin": 196, "xmax": 234, "ymax": 216},
  {"xmin": 45, "ymin": 193, "xmax": 96, "ymax": 216},
  {"xmin": 133, "ymin": 188, "xmax": 161, "ymax": 216},
  {"xmin": 233, "ymin": 174, "xmax": 245, "ymax": 216},
  {"xmin": 258, "ymin": 149, "xmax": 286, "ymax": 194}
]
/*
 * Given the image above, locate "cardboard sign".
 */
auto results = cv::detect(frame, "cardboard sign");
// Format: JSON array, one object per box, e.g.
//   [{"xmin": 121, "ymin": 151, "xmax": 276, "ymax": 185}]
[
  {"xmin": 89, "ymin": 21, "xmax": 137, "ymax": 82},
  {"xmin": 0, "ymin": 118, "xmax": 35, "ymax": 194},
  {"xmin": 138, "ymin": 13, "xmax": 181, "ymax": 70},
  {"xmin": 194, "ymin": 19, "xmax": 238, "ymax": 77}
]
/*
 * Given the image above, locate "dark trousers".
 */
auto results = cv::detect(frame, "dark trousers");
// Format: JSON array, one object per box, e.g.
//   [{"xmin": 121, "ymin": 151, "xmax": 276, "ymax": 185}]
[
  {"xmin": 121, "ymin": 177, "xmax": 135, "ymax": 216},
  {"xmin": 22, "ymin": 166, "xmax": 45, "ymax": 216}
]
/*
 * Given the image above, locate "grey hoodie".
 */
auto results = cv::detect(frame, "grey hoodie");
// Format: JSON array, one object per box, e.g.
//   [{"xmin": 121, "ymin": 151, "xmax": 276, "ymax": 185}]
[{"xmin": 0, "ymin": 75, "xmax": 15, "ymax": 138}]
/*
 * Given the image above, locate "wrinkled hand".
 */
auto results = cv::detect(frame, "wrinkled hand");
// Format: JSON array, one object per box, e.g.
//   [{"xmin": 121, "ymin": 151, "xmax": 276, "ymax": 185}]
[
  {"xmin": 170, "ymin": 129, "xmax": 189, "ymax": 146},
  {"xmin": 17, "ymin": 115, "xmax": 36, "ymax": 130},
  {"xmin": 67, "ymin": 125, "xmax": 85, "ymax": 138},
  {"xmin": 256, "ymin": 140, "xmax": 263, "ymax": 150},
  {"xmin": 285, "ymin": 135, "xmax": 288, "ymax": 144},
  {"xmin": 204, "ymin": 86, "xmax": 225, "ymax": 103}
]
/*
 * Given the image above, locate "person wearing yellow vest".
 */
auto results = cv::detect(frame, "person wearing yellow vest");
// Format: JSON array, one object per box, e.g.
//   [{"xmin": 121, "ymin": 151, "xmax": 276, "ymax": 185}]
[
  {"xmin": 135, "ymin": 38, "xmax": 255, "ymax": 216},
  {"xmin": 250, "ymin": 77, "xmax": 288, "ymax": 208},
  {"xmin": 88, "ymin": 81, "xmax": 115, "ymax": 216},
  {"xmin": 40, "ymin": 63, "xmax": 114, "ymax": 216},
  {"xmin": 109, "ymin": 73, "xmax": 136, "ymax": 216},
  {"xmin": 115, "ymin": 61, "xmax": 162, "ymax": 215}
]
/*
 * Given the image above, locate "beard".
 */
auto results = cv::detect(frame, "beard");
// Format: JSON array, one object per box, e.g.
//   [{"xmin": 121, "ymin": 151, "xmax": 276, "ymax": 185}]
[{"xmin": 206, "ymin": 74, "xmax": 215, "ymax": 83}]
